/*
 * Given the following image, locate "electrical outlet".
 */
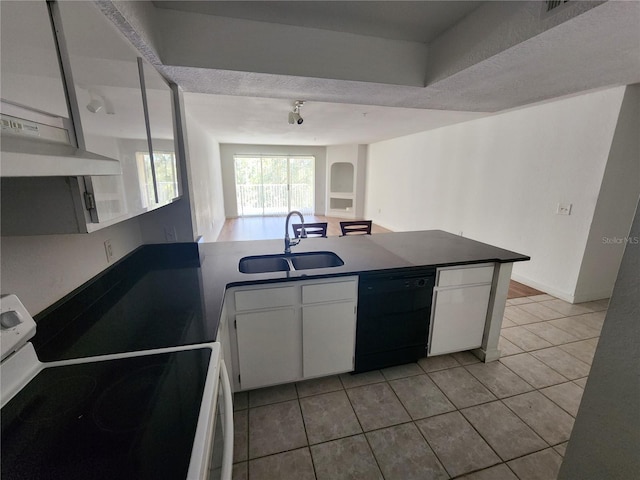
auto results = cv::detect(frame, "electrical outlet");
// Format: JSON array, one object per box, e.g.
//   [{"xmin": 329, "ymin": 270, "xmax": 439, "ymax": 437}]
[
  {"xmin": 556, "ymin": 203, "xmax": 572, "ymax": 215},
  {"xmin": 104, "ymin": 239, "xmax": 114, "ymax": 263},
  {"xmin": 164, "ymin": 226, "xmax": 177, "ymax": 242}
]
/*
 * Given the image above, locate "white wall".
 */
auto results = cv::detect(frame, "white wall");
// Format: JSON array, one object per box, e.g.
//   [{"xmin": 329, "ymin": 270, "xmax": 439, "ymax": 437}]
[
  {"xmin": 219, "ymin": 144, "xmax": 327, "ymax": 218},
  {"xmin": 184, "ymin": 111, "xmax": 226, "ymax": 242},
  {"xmin": 574, "ymin": 85, "xmax": 640, "ymax": 302},
  {"xmin": 559, "ymin": 197, "xmax": 640, "ymax": 479},
  {"xmin": 0, "ymin": 218, "xmax": 143, "ymax": 315},
  {"xmin": 365, "ymin": 87, "xmax": 627, "ymax": 302}
]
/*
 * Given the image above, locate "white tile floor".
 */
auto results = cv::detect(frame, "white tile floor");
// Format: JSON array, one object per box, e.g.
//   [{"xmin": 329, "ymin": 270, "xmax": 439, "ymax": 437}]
[{"xmin": 232, "ymin": 294, "xmax": 608, "ymax": 480}]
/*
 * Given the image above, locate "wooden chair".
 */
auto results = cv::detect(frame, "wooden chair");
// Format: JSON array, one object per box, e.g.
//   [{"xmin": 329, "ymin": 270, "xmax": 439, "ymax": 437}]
[
  {"xmin": 292, "ymin": 222, "xmax": 328, "ymax": 238},
  {"xmin": 340, "ymin": 220, "xmax": 372, "ymax": 236}
]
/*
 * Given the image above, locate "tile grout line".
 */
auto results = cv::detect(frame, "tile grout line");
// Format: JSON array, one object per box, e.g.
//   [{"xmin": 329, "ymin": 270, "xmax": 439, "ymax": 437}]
[
  {"xmin": 341, "ymin": 373, "xmax": 395, "ymax": 480},
  {"xmin": 537, "ymin": 382, "xmax": 583, "ymax": 419},
  {"xmin": 497, "ymin": 354, "xmax": 569, "ymax": 390},
  {"xmin": 461, "ymin": 361, "xmax": 583, "ymax": 420},
  {"xmin": 293, "ymin": 382, "xmax": 321, "ymax": 480},
  {"xmin": 396, "ymin": 360, "xmax": 505, "ymax": 478},
  {"xmin": 498, "ymin": 395, "xmax": 570, "ymax": 448},
  {"xmin": 461, "ymin": 363, "xmax": 537, "ymax": 400}
]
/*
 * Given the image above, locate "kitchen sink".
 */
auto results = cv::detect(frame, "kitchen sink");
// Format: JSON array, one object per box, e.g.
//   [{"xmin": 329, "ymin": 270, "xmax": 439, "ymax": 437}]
[
  {"xmin": 238, "ymin": 251, "xmax": 344, "ymax": 273},
  {"xmin": 289, "ymin": 251, "xmax": 344, "ymax": 270},
  {"xmin": 238, "ymin": 255, "xmax": 291, "ymax": 274}
]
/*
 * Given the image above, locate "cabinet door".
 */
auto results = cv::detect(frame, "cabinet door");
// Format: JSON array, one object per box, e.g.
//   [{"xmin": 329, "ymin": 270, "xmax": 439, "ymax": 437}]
[
  {"xmin": 235, "ymin": 308, "xmax": 301, "ymax": 390},
  {"xmin": 429, "ymin": 284, "xmax": 491, "ymax": 356},
  {"xmin": 302, "ymin": 302, "xmax": 356, "ymax": 378},
  {"xmin": 140, "ymin": 60, "xmax": 180, "ymax": 208},
  {"xmin": 0, "ymin": 1, "xmax": 68, "ymax": 117},
  {"xmin": 57, "ymin": 1, "xmax": 147, "ymax": 224}
]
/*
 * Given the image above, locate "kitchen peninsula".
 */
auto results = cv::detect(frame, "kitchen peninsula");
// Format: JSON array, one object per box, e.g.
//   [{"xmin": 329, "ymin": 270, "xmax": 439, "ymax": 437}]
[
  {"xmin": 198, "ymin": 230, "xmax": 529, "ymax": 391},
  {"xmin": 30, "ymin": 230, "xmax": 528, "ymax": 392}
]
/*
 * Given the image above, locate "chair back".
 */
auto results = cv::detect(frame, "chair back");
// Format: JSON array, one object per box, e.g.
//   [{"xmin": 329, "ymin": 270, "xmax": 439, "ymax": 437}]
[
  {"xmin": 340, "ymin": 220, "xmax": 372, "ymax": 236},
  {"xmin": 292, "ymin": 222, "xmax": 328, "ymax": 238}
]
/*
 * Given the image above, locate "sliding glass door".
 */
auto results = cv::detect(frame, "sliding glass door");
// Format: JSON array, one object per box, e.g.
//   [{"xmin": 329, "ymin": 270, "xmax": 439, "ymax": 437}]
[{"xmin": 234, "ymin": 155, "xmax": 315, "ymax": 216}]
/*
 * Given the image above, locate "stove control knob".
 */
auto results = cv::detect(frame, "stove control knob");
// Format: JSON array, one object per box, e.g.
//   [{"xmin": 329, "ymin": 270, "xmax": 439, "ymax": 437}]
[{"xmin": 0, "ymin": 310, "xmax": 22, "ymax": 329}]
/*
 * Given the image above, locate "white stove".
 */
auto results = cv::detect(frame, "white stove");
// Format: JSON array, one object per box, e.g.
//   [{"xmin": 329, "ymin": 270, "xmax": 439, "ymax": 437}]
[{"xmin": 0, "ymin": 295, "xmax": 233, "ymax": 480}]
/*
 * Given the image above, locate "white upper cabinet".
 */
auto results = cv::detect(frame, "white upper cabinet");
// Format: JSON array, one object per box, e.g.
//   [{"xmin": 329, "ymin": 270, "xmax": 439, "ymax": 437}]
[
  {"xmin": 1, "ymin": 1, "xmax": 181, "ymax": 235},
  {"xmin": 139, "ymin": 60, "xmax": 181, "ymax": 209},
  {"xmin": 56, "ymin": 0, "xmax": 148, "ymax": 225},
  {"xmin": 0, "ymin": 0, "xmax": 68, "ymax": 117}
]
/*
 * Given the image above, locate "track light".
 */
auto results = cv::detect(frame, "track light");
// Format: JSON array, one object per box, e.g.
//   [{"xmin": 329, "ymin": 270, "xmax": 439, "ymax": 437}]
[{"xmin": 288, "ymin": 100, "xmax": 304, "ymax": 125}]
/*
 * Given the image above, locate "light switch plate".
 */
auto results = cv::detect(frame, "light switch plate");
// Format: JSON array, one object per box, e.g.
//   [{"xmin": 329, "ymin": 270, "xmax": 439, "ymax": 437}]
[
  {"xmin": 104, "ymin": 239, "xmax": 114, "ymax": 262},
  {"xmin": 556, "ymin": 203, "xmax": 572, "ymax": 215},
  {"xmin": 164, "ymin": 226, "xmax": 177, "ymax": 242}
]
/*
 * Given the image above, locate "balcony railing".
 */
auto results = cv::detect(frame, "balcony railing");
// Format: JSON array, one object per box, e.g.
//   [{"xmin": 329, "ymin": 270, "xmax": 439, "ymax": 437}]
[{"xmin": 236, "ymin": 183, "xmax": 314, "ymax": 216}]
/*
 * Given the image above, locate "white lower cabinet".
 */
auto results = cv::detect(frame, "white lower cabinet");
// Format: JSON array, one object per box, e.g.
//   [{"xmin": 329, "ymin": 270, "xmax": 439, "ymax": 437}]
[
  {"xmin": 302, "ymin": 302, "xmax": 356, "ymax": 378},
  {"xmin": 235, "ymin": 308, "xmax": 301, "ymax": 389},
  {"xmin": 429, "ymin": 264, "xmax": 494, "ymax": 356},
  {"xmin": 226, "ymin": 277, "xmax": 358, "ymax": 391}
]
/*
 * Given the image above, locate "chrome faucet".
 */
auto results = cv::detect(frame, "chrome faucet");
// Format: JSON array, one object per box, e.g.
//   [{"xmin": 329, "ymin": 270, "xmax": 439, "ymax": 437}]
[{"xmin": 284, "ymin": 210, "xmax": 306, "ymax": 254}]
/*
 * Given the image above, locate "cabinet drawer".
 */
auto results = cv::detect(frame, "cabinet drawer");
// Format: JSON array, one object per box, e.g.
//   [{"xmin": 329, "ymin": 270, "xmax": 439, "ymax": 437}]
[
  {"xmin": 235, "ymin": 285, "xmax": 297, "ymax": 311},
  {"xmin": 302, "ymin": 280, "xmax": 357, "ymax": 304},
  {"xmin": 437, "ymin": 265, "xmax": 494, "ymax": 287}
]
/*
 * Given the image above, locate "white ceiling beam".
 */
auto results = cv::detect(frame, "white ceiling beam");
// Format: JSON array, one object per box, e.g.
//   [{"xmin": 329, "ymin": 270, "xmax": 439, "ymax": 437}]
[{"xmin": 156, "ymin": 8, "xmax": 429, "ymax": 87}]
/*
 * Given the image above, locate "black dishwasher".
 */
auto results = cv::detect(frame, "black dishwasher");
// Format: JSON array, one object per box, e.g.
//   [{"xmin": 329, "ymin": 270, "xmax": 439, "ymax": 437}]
[{"xmin": 355, "ymin": 268, "xmax": 436, "ymax": 372}]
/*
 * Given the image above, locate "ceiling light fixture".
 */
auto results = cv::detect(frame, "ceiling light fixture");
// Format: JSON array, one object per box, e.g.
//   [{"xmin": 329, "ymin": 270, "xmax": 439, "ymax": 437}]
[{"xmin": 288, "ymin": 100, "xmax": 304, "ymax": 125}]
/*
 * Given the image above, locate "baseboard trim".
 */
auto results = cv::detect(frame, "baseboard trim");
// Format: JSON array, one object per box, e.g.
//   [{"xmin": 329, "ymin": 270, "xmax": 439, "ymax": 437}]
[
  {"xmin": 510, "ymin": 274, "xmax": 613, "ymax": 304},
  {"xmin": 572, "ymin": 290, "xmax": 613, "ymax": 303},
  {"xmin": 510, "ymin": 273, "xmax": 575, "ymax": 303}
]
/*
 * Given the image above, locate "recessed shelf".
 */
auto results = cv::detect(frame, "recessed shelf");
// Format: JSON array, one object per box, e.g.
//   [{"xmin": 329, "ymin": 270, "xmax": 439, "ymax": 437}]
[
  {"xmin": 330, "ymin": 197, "xmax": 353, "ymax": 211},
  {"xmin": 330, "ymin": 162, "xmax": 354, "ymax": 193}
]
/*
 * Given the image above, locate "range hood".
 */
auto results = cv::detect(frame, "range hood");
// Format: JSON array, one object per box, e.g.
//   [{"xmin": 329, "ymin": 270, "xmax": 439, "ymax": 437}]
[{"xmin": 0, "ymin": 104, "xmax": 122, "ymax": 178}]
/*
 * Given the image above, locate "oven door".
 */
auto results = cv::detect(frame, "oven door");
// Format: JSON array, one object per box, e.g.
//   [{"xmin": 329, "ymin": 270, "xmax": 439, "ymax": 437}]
[
  {"xmin": 207, "ymin": 360, "xmax": 234, "ymax": 480},
  {"xmin": 185, "ymin": 345, "xmax": 233, "ymax": 480}
]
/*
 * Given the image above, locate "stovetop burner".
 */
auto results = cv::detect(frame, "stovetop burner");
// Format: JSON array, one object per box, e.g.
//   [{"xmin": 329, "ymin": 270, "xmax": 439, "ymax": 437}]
[
  {"xmin": 18, "ymin": 374, "xmax": 96, "ymax": 426},
  {"xmin": 93, "ymin": 363, "xmax": 171, "ymax": 433}
]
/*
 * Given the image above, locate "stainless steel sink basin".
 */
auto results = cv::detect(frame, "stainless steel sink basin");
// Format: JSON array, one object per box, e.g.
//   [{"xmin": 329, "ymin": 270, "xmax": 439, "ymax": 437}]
[
  {"xmin": 238, "ymin": 251, "xmax": 344, "ymax": 273},
  {"xmin": 289, "ymin": 251, "xmax": 344, "ymax": 270},
  {"xmin": 238, "ymin": 255, "xmax": 291, "ymax": 274}
]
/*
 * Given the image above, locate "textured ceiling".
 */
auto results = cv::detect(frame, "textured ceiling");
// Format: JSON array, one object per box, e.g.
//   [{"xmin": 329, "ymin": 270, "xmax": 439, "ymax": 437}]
[
  {"xmin": 182, "ymin": 93, "xmax": 489, "ymax": 146},
  {"xmin": 104, "ymin": 0, "xmax": 640, "ymax": 146}
]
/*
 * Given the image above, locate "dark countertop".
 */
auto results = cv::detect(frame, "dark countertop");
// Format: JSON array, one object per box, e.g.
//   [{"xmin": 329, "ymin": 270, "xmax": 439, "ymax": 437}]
[
  {"xmin": 198, "ymin": 230, "xmax": 529, "ymax": 335},
  {"xmin": 34, "ymin": 231, "xmax": 528, "ymax": 359},
  {"xmin": 33, "ymin": 243, "xmax": 211, "ymax": 361}
]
